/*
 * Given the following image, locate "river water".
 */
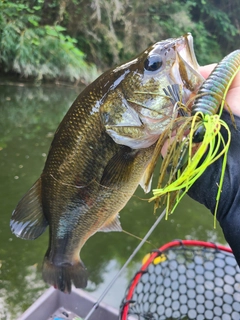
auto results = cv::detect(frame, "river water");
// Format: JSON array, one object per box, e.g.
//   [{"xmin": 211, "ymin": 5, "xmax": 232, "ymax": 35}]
[{"xmin": 0, "ymin": 80, "xmax": 226, "ymax": 319}]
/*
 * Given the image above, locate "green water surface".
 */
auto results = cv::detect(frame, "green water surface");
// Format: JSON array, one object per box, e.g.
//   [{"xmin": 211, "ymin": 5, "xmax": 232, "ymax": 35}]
[{"xmin": 0, "ymin": 81, "xmax": 226, "ymax": 319}]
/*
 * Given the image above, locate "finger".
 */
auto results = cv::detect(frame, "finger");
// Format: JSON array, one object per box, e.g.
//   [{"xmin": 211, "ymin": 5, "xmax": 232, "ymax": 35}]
[
  {"xmin": 226, "ymin": 87, "xmax": 240, "ymax": 116},
  {"xmin": 228, "ymin": 69, "xmax": 240, "ymax": 90},
  {"xmin": 199, "ymin": 64, "xmax": 216, "ymax": 79}
]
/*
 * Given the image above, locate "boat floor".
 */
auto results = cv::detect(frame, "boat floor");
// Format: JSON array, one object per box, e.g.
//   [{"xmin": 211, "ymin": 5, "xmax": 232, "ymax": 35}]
[{"xmin": 17, "ymin": 286, "xmax": 122, "ymax": 320}]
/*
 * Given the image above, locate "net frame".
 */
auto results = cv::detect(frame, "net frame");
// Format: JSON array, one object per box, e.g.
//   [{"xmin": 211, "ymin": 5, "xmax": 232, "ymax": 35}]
[{"xmin": 120, "ymin": 239, "xmax": 240, "ymax": 320}]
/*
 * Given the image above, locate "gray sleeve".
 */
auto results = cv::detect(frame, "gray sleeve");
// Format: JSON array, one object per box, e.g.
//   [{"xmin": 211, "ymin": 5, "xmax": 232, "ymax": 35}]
[{"xmin": 187, "ymin": 110, "xmax": 240, "ymax": 266}]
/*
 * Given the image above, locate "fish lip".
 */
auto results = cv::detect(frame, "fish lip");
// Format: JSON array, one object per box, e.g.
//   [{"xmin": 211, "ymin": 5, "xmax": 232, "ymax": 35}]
[
  {"xmin": 169, "ymin": 33, "xmax": 204, "ymax": 106},
  {"xmin": 177, "ymin": 33, "xmax": 200, "ymax": 71},
  {"xmin": 184, "ymin": 33, "xmax": 200, "ymax": 70}
]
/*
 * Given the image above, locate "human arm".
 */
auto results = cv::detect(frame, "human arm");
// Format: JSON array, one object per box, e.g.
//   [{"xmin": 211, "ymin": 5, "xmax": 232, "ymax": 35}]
[
  {"xmin": 161, "ymin": 65, "xmax": 240, "ymax": 265},
  {"xmin": 187, "ymin": 109, "xmax": 240, "ymax": 266},
  {"xmin": 188, "ymin": 65, "xmax": 240, "ymax": 265}
]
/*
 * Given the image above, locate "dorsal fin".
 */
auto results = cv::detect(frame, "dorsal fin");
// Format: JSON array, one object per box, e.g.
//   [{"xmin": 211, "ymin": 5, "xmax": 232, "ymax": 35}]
[{"xmin": 10, "ymin": 178, "xmax": 48, "ymax": 240}]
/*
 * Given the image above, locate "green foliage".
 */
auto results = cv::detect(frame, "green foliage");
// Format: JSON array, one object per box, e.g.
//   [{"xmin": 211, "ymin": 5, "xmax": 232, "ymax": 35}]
[
  {"xmin": 0, "ymin": 0, "xmax": 239, "ymax": 80},
  {"xmin": 188, "ymin": 21, "xmax": 222, "ymax": 65},
  {"xmin": 184, "ymin": 0, "xmax": 239, "ymax": 63},
  {"xmin": 0, "ymin": 1, "xmax": 98, "ymax": 83},
  {"xmin": 62, "ymin": 0, "xmax": 239, "ymax": 68}
]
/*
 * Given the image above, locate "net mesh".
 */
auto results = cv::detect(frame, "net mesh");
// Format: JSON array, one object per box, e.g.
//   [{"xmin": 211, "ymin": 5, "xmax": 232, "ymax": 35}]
[{"xmin": 120, "ymin": 241, "xmax": 240, "ymax": 320}]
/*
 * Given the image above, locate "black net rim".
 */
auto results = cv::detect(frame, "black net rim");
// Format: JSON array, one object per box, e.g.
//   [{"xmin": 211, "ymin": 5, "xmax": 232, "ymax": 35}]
[{"xmin": 120, "ymin": 239, "xmax": 234, "ymax": 320}]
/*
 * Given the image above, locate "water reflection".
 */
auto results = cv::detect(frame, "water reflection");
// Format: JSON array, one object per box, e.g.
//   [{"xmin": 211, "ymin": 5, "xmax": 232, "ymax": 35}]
[{"xmin": 0, "ymin": 81, "xmax": 226, "ymax": 319}]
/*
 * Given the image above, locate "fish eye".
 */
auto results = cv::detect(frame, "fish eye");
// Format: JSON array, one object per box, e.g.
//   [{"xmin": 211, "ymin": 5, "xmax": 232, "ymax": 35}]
[{"xmin": 144, "ymin": 54, "xmax": 163, "ymax": 72}]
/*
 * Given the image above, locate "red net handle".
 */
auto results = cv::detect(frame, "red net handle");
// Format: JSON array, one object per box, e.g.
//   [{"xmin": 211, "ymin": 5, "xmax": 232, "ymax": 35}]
[{"xmin": 121, "ymin": 239, "xmax": 233, "ymax": 320}]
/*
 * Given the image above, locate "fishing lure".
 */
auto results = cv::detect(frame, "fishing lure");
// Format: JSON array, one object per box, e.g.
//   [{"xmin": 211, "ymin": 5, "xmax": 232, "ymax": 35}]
[{"xmin": 149, "ymin": 49, "xmax": 240, "ymax": 225}]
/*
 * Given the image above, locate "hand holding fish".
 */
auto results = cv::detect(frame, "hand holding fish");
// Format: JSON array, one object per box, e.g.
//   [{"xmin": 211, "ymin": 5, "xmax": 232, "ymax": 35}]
[
  {"xmin": 160, "ymin": 61, "xmax": 240, "ymax": 266},
  {"xmin": 161, "ymin": 64, "xmax": 240, "ymax": 156},
  {"xmin": 185, "ymin": 65, "xmax": 240, "ymax": 267}
]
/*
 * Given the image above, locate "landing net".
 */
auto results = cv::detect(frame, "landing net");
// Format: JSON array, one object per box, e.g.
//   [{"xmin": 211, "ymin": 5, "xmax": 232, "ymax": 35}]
[{"xmin": 120, "ymin": 239, "xmax": 240, "ymax": 320}]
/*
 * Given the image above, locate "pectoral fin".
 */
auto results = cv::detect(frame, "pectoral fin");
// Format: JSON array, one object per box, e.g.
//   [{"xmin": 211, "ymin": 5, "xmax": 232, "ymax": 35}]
[
  {"xmin": 10, "ymin": 178, "xmax": 48, "ymax": 240},
  {"xmin": 99, "ymin": 215, "xmax": 122, "ymax": 232},
  {"xmin": 100, "ymin": 146, "xmax": 138, "ymax": 188}
]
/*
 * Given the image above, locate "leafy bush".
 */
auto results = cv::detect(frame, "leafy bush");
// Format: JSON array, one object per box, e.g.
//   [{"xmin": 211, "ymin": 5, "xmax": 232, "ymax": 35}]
[
  {"xmin": 63, "ymin": 0, "xmax": 239, "ymax": 68},
  {"xmin": 0, "ymin": 0, "xmax": 239, "ymax": 79},
  {"xmin": 0, "ymin": 1, "xmax": 98, "ymax": 83}
]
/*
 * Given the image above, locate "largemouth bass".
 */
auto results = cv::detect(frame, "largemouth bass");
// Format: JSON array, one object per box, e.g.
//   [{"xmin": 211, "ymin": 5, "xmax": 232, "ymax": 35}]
[{"xmin": 10, "ymin": 33, "xmax": 203, "ymax": 293}]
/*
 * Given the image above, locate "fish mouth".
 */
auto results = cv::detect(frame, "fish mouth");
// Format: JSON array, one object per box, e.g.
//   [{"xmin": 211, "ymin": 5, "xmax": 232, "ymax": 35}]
[
  {"xmin": 181, "ymin": 33, "xmax": 200, "ymax": 71},
  {"xmin": 167, "ymin": 33, "xmax": 202, "ymax": 80},
  {"xmin": 170, "ymin": 33, "xmax": 204, "ymax": 105}
]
